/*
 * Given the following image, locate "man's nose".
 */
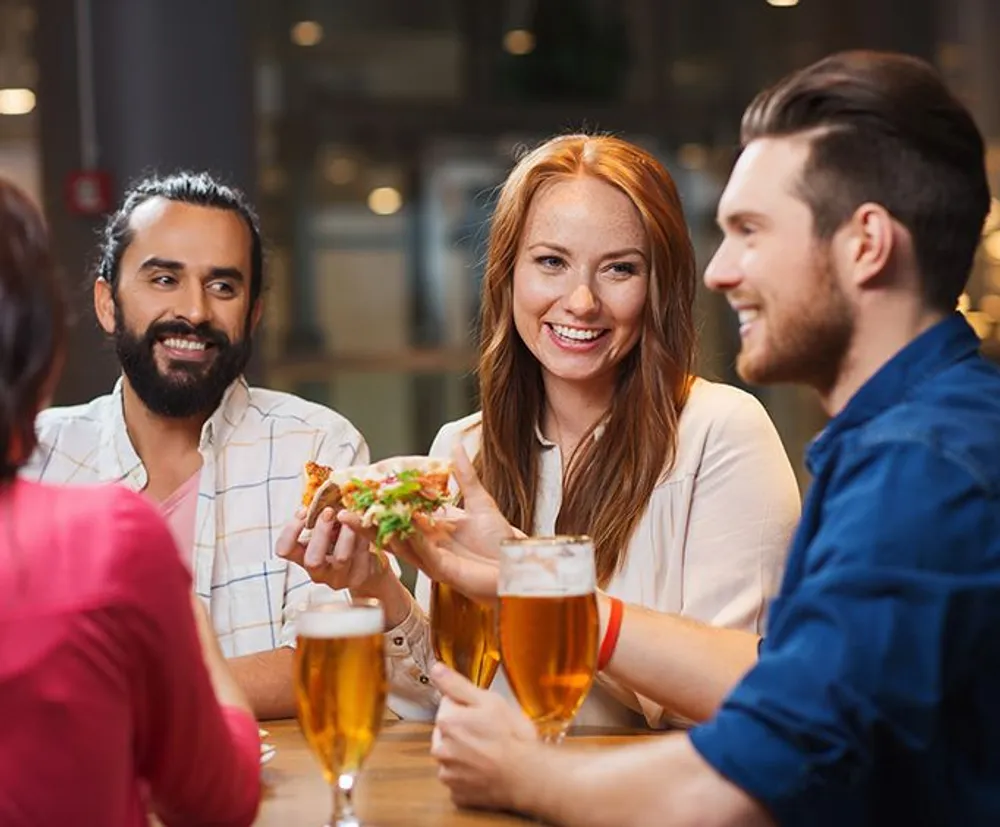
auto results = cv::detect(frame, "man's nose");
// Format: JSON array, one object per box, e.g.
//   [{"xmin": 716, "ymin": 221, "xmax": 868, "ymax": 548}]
[
  {"xmin": 177, "ymin": 282, "xmax": 209, "ymax": 326},
  {"xmin": 703, "ymin": 241, "xmax": 741, "ymax": 294}
]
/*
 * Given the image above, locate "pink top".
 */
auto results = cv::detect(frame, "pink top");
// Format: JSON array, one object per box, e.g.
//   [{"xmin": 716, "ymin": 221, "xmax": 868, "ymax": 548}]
[
  {"xmin": 0, "ymin": 479, "xmax": 261, "ymax": 826},
  {"xmin": 160, "ymin": 469, "xmax": 201, "ymax": 568}
]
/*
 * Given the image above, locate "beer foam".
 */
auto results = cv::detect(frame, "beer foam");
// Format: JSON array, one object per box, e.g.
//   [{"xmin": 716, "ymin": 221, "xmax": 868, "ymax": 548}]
[
  {"xmin": 297, "ymin": 605, "xmax": 384, "ymax": 638},
  {"xmin": 498, "ymin": 579, "xmax": 595, "ymax": 597},
  {"xmin": 498, "ymin": 559, "xmax": 596, "ymax": 597},
  {"xmin": 498, "ymin": 542, "xmax": 596, "ymax": 595}
]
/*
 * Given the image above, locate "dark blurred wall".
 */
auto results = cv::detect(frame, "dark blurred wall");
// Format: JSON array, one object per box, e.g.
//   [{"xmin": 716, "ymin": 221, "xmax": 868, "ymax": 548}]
[{"xmin": 36, "ymin": 0, "xmax": 257, "ymax": 405}]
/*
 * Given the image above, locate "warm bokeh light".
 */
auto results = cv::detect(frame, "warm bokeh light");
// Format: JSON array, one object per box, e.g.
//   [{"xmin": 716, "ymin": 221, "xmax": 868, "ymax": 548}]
[
  {"xmin": 367, "ymin": 186, "xmax": 403, "ymax": 216},
  {"xmin": 980, "ymin": 294, "xmax": 1000, "ymax": 322},
  {"xmin": 983, "ymin": 198, "xmax": 1000, "ymax": 235},
  {"xmin": 325, "ymin": 157, "xmax": 358, "ymax": 185},
  {"xmin": 964, "ymin": 310, "xmax": 994, "ymax": 339},
  {"xmin": 291, "ymin": 20, "xmax": 323, "ymax": 47},
  {"xmin": 984, "ymin": 229, "xmax": 1000, "ymax": 262},
  {"xmin": 503, "ymin": 29, "xmax": 536, "ymax": 56},
  {"xmin": 767, "ymin": 0, "xmax": 800, "ymax": 6},
  {"xmin": 0, "ymin": 88, "xmax": 36, "ymax": 115},
  {"xmin": 678, "ymin": 143, "xmax": 709, "ymax": 171}
]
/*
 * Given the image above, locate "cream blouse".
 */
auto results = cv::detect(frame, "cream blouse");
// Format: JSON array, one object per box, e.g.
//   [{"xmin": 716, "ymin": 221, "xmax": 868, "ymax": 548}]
[{"xmin": 383, "ymin": 378, "xmax": 801, "ymax": 728}]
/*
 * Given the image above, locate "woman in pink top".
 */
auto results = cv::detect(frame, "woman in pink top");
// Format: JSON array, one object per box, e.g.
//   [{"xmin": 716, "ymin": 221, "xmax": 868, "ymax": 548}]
[{"xmin": 0, "ymin": 178, "xmax": 261, "ymax": 825}]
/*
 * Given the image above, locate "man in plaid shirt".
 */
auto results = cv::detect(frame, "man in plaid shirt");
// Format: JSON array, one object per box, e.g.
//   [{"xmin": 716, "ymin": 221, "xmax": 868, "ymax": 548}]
[{"xmin": 21, "ymin": 171, "xmax": 368, "ymax": 719}]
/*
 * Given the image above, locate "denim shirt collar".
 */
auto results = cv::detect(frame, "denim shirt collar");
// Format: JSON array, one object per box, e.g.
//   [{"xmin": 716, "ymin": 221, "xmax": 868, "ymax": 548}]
[{"xmin": 806, "ymin": 313, "xmax": 981, "ymax": 473}]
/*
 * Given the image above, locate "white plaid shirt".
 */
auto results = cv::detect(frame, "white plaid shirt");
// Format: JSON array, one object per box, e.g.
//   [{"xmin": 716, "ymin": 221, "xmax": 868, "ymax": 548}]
[{"xmin": 21, "ymin": 377, "xmax": 368, "ymax": 657}]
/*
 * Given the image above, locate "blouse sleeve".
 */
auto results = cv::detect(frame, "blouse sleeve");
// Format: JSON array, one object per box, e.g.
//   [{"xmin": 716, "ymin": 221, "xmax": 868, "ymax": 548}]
[
  {"xmin": 108, "ymin": 491, "xmax": 261, "ymax": 827},
  {"xmin": 377, "ymin": 418, "xmax": 475, "ymax": 719}
]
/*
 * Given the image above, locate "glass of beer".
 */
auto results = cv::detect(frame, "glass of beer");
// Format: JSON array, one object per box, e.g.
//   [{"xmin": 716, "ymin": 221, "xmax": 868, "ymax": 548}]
[
  {"xmin": 430, "ymin": 581, "xmax": 501, "ymax": 688},
  {"xmin": 295, "ymin": 599, "xmax": 387, "ymax": 827},
  {"xmin": 497, "ymin": 536, "xmax": 599, "ymax": 743}
]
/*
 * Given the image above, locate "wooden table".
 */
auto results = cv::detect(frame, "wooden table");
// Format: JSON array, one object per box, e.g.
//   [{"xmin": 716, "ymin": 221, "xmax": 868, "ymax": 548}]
[{"xmin": 256, "ymin": 719, "xmax": 652, "ymax": 825}]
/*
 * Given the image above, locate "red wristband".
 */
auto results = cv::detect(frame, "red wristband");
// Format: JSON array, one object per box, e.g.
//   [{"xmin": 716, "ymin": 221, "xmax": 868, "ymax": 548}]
[{"xmin": 597, "ymin": 596, "xmax": 624, "ymax": 672}]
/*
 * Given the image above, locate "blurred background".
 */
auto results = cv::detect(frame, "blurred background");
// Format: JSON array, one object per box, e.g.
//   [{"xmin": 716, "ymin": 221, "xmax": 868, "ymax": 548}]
[{"xmin": 3, "ymin": 0, "xmax": 1000, "ymax": 487}]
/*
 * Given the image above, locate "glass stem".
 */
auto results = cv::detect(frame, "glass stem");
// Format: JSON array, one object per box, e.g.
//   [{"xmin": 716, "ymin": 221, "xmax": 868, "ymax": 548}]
[
  {"xmin": 329, "ymin": 772, "xmax": 358, "ymax": 826},
  {"xmin": 537, "ymin": 723, "xmax": 568, "ymax": 745}
]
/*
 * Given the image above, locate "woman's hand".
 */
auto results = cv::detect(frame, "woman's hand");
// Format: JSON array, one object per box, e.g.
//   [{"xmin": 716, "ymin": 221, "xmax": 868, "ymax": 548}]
[
  {"xmin": 275, "ymin": 506, "xmax": 387, "ymax": 593},
  {"xmin": 340, "ymin": 445, "xmax": 519, "ymax": 602}
]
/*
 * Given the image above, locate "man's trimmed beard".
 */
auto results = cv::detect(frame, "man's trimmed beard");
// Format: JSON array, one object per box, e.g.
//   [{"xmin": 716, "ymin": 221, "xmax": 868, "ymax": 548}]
[{"xmin": 113, "ymin": 303, "xmax": 252, "ymax": 418}]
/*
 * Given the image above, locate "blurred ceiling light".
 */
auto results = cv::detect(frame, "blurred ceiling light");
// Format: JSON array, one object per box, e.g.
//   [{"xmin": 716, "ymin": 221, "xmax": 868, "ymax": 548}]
[
  {"xmin": 980, "ymin": 294, "xmax": 1000, "ymax": 321},
  {"xmin": 0, "ymin": 88, "xmax": 35, "ymax": 115},
  {"xmin": 367, "ymin": 186, "xmax": 402, "ymax": 216},
  {"xmin": 503, "ymin": 29, "xmax": 536, "ymax": 56},
  {"xmin": 984, "ymin": 229, "xmax": 1000, "ymax": 262},
  {"xmin": 291, "ymin": 20, "xmax": 323, "ymax": 47},
  {"xmin": 325, "ymin": 156, "xmax": 358, "ymax": 186},
  {"xmin": 678, "ymin": 143, "xmax": 709, "ymax": 171},
  {"xmin": 767, "ymin": 0, "xmax": 799, "ymax": 6}
]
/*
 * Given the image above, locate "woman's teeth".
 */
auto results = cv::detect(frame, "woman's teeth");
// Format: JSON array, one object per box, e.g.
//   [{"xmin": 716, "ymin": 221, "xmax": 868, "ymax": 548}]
[{"xmin": 550, "ymin": 324, "xmax": 604, "ymax": 342}]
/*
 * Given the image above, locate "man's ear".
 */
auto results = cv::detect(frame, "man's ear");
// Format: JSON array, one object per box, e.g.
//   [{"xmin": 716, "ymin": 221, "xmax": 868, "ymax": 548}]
[
  {"xmin": 249, "ymin": 298, "xmax": 263, "ymax": 333},
  {"xmin": 841, "ymin": 202, "xmax": 895, "ymax": 290},
  {"xmin": 94, "ymin": 278, "xmax": 116, "ymax": 335}
]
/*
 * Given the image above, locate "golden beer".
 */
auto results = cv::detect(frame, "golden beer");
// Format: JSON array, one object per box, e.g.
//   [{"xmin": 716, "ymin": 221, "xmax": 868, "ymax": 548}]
[
  {"xmin": 430, "ymin": 581, "xmax": 500, "ymax": 688},
  {"xmin": 294, "ymin": 605, "xmax": 387, "ymax": 788},
  {"xmin": 499, "ymin": 592, "xmax": 599, "ymax": 734}
]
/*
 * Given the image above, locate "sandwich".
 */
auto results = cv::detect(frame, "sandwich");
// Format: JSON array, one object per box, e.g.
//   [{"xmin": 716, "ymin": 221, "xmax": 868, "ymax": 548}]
[{"xmin": 299, "ymin": 456, "xmax": 453, "ymax": 549}]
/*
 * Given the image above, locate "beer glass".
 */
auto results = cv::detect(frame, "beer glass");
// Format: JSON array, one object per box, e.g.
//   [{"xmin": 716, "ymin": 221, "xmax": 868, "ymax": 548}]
[
  {"xmin": 498, "ymin": 536, "xmax": 599, "ymax": 743},
  {"xmin": 295, "ymin": 599, "xmax": 387, "ymax": 827},
  {"xmin": 430, "ymin": 581, "xmax": 500, "ymax": 688}
]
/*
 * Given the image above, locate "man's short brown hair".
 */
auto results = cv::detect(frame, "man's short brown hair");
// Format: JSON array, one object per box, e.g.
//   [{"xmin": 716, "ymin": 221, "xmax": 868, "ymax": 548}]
[{"xmin": 742, "ymin": 50, "xmax": 990, "ymax": 312}]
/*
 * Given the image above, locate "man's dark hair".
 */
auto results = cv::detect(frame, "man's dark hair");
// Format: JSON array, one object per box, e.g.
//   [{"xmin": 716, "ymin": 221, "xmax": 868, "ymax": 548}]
[
  {"xmin": 0, "ymin": 178, "xmax": 66, "ymax": 482},
  {"xmin": 96, "ymin": 171, "xmax": 264, "ymax": 304},
  {"xmin": 741, "ymin": 50, "xmax": 990, "ymax": 312}
]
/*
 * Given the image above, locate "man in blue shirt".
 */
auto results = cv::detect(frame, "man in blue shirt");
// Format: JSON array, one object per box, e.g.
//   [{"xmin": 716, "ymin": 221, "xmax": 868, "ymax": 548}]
[{"xmin": 424, "ymin": 50, "xmax": 1000, "ymax": 826}]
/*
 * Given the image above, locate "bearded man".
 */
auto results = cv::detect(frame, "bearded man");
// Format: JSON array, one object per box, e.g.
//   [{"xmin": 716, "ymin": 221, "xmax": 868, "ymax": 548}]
[{"xmin": 22, "ymin": 171, "xmax": 369, "ymax": 719}]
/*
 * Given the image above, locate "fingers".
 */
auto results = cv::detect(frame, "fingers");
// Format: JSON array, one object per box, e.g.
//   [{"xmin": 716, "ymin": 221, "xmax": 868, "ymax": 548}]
[
  {"xmin": 337, "ymin": 509, "xmax": 379, "ymax": 545},
  {"xmin": 330, "ymin": 522, "xmax": 360, "ymax": 567},
  {"xmin": 450, "ymin": 444, "xmax": 488, "ymax": 503},
  {"xmin": 302, "ymin": 508, "xmax": 339, "ymax": 570},
  {"xmin": 331, "ymin": 525, "xmax": 380, "ymax": 589},
  {"xmin": 431, "ymin": 662, "xmax": 489, "ymax": 707},
  {"xmin": 275, "ymin": 508, "xmax": 309, "ymax": 565}
]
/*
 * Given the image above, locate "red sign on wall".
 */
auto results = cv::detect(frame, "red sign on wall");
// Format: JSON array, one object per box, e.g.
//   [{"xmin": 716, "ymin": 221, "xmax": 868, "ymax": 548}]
[{"xmin": 65, "ymin": 170, "xmax": 113, "ymax": 215}]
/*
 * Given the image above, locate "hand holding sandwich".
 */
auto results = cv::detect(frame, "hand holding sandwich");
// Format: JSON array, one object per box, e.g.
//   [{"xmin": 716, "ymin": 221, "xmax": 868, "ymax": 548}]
[
  {"xmin": 343, "ymin": 445, "xmax": 524, "ymax": 602},
  {"xmin": 275, "ymin": 505, "xmax": 385, "ymax": 594}
]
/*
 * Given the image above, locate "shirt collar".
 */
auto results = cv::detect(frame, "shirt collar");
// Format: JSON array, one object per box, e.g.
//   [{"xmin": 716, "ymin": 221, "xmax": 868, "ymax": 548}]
[
  {"xmin": 533, "ymin": 418, "xmax": 608, "ymax": 448},
  {"xmin": 806, "ymin": 313, "xmax": 981, "ymax": 472},
  {"xmin": 104, "ymin": 375, "xmax": 252, "ymax": 482}
]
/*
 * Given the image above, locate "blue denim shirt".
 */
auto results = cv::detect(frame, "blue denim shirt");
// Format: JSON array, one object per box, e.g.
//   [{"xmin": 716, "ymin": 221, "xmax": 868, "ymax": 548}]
[{"xmin": 690, "ymin": 314, "xmax": 1000, "ymax": 826}]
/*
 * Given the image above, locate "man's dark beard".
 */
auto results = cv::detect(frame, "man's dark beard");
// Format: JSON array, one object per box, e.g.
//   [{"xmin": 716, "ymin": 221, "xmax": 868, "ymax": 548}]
[{"xmin": 113, "ymin": 306, "xmax": 252, "ymax": 418}]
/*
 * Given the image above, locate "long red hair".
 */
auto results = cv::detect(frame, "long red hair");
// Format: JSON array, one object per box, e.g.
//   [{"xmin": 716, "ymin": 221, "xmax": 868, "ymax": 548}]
[{"xmin": 474, "ymin": 134, "xmax": 697, "ymax": 586}]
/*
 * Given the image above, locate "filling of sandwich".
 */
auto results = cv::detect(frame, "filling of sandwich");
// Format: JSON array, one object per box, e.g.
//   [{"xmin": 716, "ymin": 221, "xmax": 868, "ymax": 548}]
[
  {"xmin": 302, "ymin": 461, "xmax": 332, "ymax": 507},
  {"xmin": 343, "ymin": 468, "xmax": 451, "ymax": 548}
]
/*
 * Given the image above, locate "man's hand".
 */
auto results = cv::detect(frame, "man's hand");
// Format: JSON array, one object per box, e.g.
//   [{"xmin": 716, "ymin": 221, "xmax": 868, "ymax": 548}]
[
  {"xmin": 430, "ymin": 663, "xmax": 537, "ymax": 811},
  {"xmin": 275, "ymin": 506, "xmax": 386, "ymax": 592}
]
